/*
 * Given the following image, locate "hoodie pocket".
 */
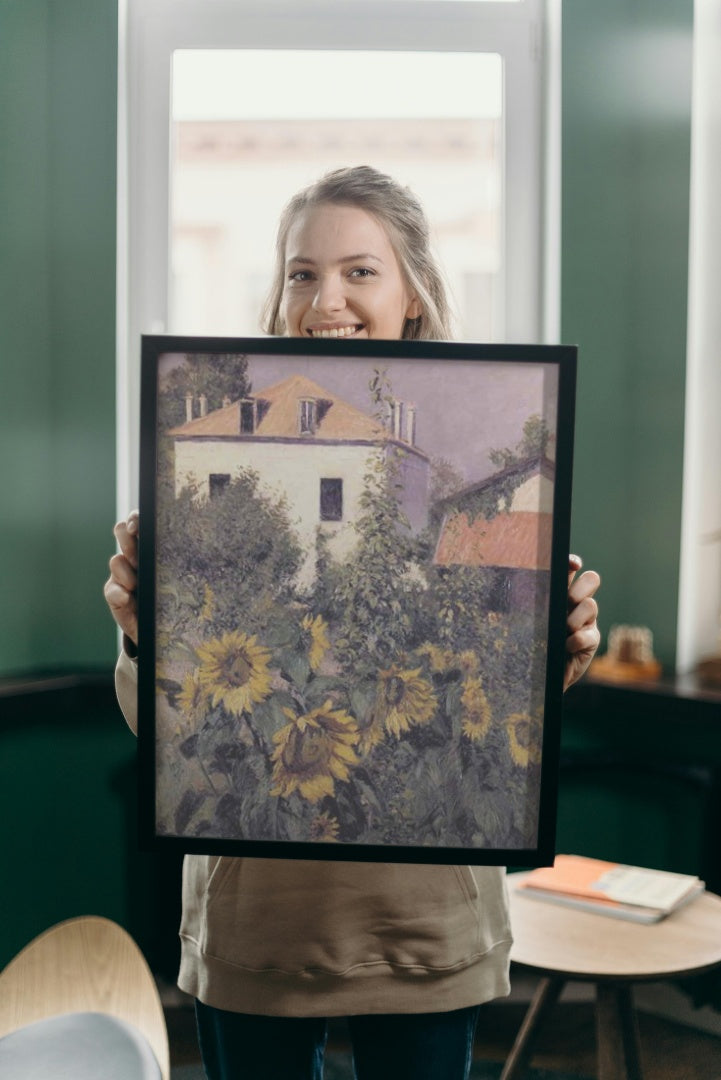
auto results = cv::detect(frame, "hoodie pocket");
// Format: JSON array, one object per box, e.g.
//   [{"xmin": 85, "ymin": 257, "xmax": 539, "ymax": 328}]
[{"xmin": 187, "ymin": 858, "xmax": 507, "ymax": 975}]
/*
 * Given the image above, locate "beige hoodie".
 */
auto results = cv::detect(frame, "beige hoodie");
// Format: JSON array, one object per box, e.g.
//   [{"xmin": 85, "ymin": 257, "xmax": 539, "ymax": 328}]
[{"xmin": 116, "ymin": 650, "xmax": 512, "ymax": 1016}]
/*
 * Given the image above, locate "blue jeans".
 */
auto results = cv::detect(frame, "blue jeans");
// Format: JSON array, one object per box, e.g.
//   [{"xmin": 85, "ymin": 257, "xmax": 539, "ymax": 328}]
[{"xmin": 195, "ymin": 1000, "xmax": 481, "ymax": 1080}]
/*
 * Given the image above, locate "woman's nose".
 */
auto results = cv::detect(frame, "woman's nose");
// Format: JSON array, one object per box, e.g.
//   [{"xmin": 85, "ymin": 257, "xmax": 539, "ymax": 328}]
[{"xmin": 312, "ymin": 274, "xmax": 345, "ymax": 314}]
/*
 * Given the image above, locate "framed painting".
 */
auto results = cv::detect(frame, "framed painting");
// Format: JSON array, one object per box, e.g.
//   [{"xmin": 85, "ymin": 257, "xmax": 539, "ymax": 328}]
[{"xmin": 138, "ymin": 336, "xmax": 576, "ymax": 865}]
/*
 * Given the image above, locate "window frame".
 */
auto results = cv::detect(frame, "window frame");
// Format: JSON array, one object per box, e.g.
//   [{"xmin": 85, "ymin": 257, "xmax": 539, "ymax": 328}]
[
  {"xmin": 209, "ymin": 473, "xmax": 231, "ymax": 499},
  {"xmin": 117, "ymin": 0, "xmax": 558, "ymax": 512},
  {"xmin": 320, "ymin": 478, "xmax": 344, "ymax": 523}
]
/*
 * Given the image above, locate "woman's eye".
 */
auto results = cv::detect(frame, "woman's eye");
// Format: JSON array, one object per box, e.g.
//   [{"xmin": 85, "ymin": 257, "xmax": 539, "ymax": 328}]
[
  {"xmin": 349, "ymin": 267, "xmax": 375, "ymax": 279},
  {"xmin": 288, "ymin": 269, "xmax": 313, "ymax": 283}
]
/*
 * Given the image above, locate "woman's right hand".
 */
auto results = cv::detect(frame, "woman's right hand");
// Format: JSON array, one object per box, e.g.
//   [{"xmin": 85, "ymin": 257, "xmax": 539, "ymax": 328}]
[{"xmin": 104, "ymin": 510, "xmax": 139, "ymax": 646}]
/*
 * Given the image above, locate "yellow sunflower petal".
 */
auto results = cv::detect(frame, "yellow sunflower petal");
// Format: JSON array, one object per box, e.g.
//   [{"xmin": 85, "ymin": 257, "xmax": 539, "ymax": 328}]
[
  {"xmin": 196, "ymin": 630, "xmax": 273, "ymax": 717},
  {"xmin": 270, "ymin": 702, "xmax": 360, "ymax": 803},
  {"xmin": 505, "ymin": 709, "xmax": 543, "ymax": 767},
  {"xmin": 460, "ymin": 677, "xmax": 492, "ymax": 742},
  {"xmin": 376, "ymin": 664, "xmax": 437, "ymax": 739}
]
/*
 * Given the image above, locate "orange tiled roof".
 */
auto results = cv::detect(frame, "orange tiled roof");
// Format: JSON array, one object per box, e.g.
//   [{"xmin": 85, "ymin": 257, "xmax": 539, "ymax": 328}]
[
  {"xmin": 168, "ymin": 374, "xmax": 387, "ymax": 442},
  {"xmin": 434, "ymin": 510, "xmax": 552, "ymax": 570}
]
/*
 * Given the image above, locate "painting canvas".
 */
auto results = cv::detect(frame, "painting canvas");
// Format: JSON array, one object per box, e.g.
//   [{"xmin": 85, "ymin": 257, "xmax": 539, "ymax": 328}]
[{"xmin": 138, "ymin": 336, "xmax": 576, "ymax": 865}]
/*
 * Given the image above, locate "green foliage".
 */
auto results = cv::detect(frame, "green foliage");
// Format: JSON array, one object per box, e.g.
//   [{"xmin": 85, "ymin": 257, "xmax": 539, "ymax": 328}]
[
  {"xmin": 429, "ymin": 456, "xmax": 466, "ymax": 506},
  {"xmin": 156, "ymin": 469, "xmax": 303, "ymax": 642},
  {"xmin": 331, "ymin": 444, "xmax": 423, "ymax": 678},
  {"xmin": 458, "ymin": 477, "xmax": 518, "ymax": 523},
  {"xmin": 158, "ymin": 353, "xmax": 252, "ymax": 430},
  {"xmin": 488, "ymin": 413, "xmax": 550, "ymax": 470}
]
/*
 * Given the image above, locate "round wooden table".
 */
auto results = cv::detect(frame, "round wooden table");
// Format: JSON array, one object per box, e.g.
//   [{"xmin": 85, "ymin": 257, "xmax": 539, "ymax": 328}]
[{"xmin": 502, "ymin": 872, "xmax": 721, "ymax": 1080}]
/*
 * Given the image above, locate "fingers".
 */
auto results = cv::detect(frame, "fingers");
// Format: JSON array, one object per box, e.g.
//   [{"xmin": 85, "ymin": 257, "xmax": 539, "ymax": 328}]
[
  {"xmin": 565, "ymin": 623, "xmax": 601, "ymax": 658},
  {"xmin": 566, "ymin": 591, "xmax": 599, "ymax": 636},
  {"xmin": 564, "ymin": 557, "xmax": 601, "ymax": 690},
  {"xmin": 567, "ymin": 553, "xmax": 583, "ymax": 588},
  {"xmin": 113, "ymin": 510, "xmax": 139, "ymax": 568},
  {"xmin": 105, "ymin": 511, "xmax": 140, "ymax": 645},
  {"xmin": 568, "ymin": 567, "xmax": 601, "ymax": 609},
  {"xmin": 103, "ymin": 575, "xmax": 138, "ymax": 643}
]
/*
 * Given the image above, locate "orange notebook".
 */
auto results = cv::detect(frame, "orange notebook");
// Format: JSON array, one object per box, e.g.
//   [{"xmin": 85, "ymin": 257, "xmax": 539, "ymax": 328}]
[{"xmin": 516, "ymin": 854, "xmax": 704, "ymax": 923}]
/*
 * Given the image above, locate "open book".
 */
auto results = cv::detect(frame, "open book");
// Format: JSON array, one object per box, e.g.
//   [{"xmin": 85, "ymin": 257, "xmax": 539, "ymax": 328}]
[{"xmin": 515, "ymin": 854, "xmax": 705, "ymax": 923}]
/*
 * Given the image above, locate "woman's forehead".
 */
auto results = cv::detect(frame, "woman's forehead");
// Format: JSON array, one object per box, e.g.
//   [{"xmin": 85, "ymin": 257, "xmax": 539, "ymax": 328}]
[{"xmin": 285, "ymin": 202, "xmax": 396, "ymax": 261}]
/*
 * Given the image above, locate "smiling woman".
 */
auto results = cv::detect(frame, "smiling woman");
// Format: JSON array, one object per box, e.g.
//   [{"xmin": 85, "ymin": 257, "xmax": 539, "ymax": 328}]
[
  {"xmin": 282, "ymin": 205, "xmax": 420, "ymax": 340},
  {"xmin": 263, "ymin": 168, "xmax": 450, "ymax": 341}
]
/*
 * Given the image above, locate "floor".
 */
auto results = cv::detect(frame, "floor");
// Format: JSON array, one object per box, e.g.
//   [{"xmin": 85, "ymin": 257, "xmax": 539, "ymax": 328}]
[{"xmin": 165, "ymin": 980, "xmax": 721, "ymax": 1079}]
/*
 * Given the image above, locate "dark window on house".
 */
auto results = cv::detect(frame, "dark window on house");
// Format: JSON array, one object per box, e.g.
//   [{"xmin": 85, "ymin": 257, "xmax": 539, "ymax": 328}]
[
  {"xmin": 320, "ymin": 478, "xmax": 343, "ymax": 521},
  {"xmin": 487, "ymin": 568, "xmax": 512, "ymax": 613},
  {"xmin": 240, "ymin": 399, "xmax": 255, "ymax": 433},
  {"xmin": 209, "ymin": 473, "xmax": 231, "ymax": 498},
  {"xmin": 299, "ymin": 398, "xmax": 317, "ymax": 435}
]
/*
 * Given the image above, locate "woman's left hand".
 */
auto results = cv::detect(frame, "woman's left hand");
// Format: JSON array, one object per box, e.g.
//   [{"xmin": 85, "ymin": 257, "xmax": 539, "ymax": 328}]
[{"xmin": 564, "ymin": 554, "xmax": 601, "ymax": 691}]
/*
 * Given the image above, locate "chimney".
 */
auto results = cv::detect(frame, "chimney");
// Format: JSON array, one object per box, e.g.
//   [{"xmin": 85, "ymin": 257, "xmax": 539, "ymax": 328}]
[
  {"xmin": 199, "ymin": 393, "xmax": 208, "ymax": 418},
  {"xmin": 392, "ymin": 400, "xmax": 403, "ymax": 440},
  {"xmin": 222, "ymin": 395, "xmax": 231, "ymax": 409},
  {"xmin": 406, "ymin": 403, "xmax": 416, "ymax": 446},
  {"xmin": 185, "ymin": 392, "xmax": 193, "ymax": 423}
]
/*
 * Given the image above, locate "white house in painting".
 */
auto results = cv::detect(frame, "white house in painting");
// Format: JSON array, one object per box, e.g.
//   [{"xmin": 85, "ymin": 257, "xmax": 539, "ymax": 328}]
[{"xmin": 168, "ymin": 374, "xmax": 430, "ymax": 584}]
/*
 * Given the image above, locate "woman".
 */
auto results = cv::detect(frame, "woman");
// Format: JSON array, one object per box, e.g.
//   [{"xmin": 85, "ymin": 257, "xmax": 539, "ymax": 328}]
[{"xmin": 106, "ymin": 166, "xmax": 600, "ymax": 1080}]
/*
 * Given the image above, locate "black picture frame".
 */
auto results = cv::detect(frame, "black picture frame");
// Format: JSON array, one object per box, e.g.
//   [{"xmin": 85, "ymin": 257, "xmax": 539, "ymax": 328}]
[{"xmin": 138, "ymin": 335, "xmax": 576, "ymax": 866}]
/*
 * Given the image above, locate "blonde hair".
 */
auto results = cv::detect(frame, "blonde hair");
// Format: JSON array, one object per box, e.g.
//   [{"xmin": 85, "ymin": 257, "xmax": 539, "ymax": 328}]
[{"xmin": 262, "ymin": 165, "xmax": 454, "ymax": 341}]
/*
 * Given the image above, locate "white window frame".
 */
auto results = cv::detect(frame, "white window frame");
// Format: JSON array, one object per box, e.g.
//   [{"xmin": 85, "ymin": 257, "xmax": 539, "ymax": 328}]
[
  {"xmin": 676, "ymin": 0, "xmax": 721, "ymax": 674},
  {"xmin": 117, "ymin": 0, "xmax": 558, "ymax": 513}
]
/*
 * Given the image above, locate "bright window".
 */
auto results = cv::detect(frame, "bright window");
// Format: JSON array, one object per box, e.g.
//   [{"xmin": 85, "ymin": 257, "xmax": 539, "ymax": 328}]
[
  {"xmin": 170, "ymin": 49, "xmax": 503, "ymax": 343},
  {"xmin": 118, "ymin": 0, "xmax": 556, "ymax": 511}
]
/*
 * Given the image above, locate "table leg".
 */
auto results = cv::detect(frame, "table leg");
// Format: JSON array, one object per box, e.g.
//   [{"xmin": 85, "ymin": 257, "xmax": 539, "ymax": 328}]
[
  {"xmin": 596, "ymin": 982, "xmax": 643, "ymax": 1080},
  {"xmin": 499, "ymin": 976, "xmax": 565, "ymax": 1080}
]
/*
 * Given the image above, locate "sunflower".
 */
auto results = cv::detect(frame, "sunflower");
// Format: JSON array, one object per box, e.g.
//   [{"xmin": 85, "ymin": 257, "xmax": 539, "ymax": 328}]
[
  {"xmin": 460, "ymin": 676, "xmax": 492, "ymax": 742},
  {"xmin": 196, "ymin": 631, "xmax": 273, "ymax": 717},
  {"xmin": 375, "ymin": 664, "xmax": 437, "ymax": 738},
  {"xmin": 505, "ymin": 709, "xmax": 543, "ymax": 768},
  {"xmin": 309, "ymin": 812, "xmax": 340, "ymax": 842},
  {"xmin": 415, "ymin": 642, "xmax": 455, "ymax": 674},
  {"xmin": 270, "ymin": 700, "xmax": 360, "ymax": 803},
  {"xmin": 355, "ymin": 706, "xmax": 387, "ymax": 756},
  {"xmin": 456, "ymin": 650, "xmax": 480, "ymax": 677},
  {"xmin": 301, "ymin": 613, "xmax": 331, "ymax": 671},
  {"xmin": 175, "ymin": 669, "xmax": 209, "ymax": 725}
]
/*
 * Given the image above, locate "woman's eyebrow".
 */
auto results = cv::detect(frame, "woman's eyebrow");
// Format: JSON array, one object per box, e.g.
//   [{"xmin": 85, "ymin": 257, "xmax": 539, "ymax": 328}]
[
  {"xmin": 286, "ymin": 253, "xmax": 384, "ymax": 266},
  {"xmin": 338, "ymin": 253, "xmax": 384, "ymax": 264}
]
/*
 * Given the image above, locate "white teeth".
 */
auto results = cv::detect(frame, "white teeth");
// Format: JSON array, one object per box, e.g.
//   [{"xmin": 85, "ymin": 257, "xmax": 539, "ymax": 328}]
[{"xmin": 310, "ymin": 326, "xmax": 359, "ymax": 338}]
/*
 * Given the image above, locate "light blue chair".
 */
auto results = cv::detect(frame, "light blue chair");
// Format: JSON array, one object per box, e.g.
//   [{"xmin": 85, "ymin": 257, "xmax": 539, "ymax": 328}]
[{"xmin": 0, "ymin": 916, "xmax": 169, "ymax": 1079}]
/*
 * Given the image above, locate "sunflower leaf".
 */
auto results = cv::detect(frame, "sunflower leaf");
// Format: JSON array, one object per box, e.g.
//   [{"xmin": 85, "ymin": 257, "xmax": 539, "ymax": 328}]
[
  {"xmin": 279, "ymin": 652, "xmax": 311, "ymax": 689},
  {"xmin": 174, "ymin": 788, "xmax": 208, "ymax": 834},
  {"xmin": 259, "ymin": 695, "xmax": 296, "ymax": 736},
  {"xmin": 304, "ymin": 676, "xmax": 345, "ymax": 706}
]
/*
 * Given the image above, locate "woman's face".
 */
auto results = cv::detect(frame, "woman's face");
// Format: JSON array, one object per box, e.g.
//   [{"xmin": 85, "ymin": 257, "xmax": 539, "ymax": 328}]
[{"xmin": 281, "ymin": 203, "xmax": 421, "ymax": 340}]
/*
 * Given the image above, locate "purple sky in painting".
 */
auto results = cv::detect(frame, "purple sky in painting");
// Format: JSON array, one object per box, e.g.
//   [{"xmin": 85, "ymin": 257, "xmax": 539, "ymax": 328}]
[
  {"xmin": 245, "ymin": 353, "xmax": 557, "ymax": 485},
  {"xmin": 159, "ymin": 350, "xmax": 558, "ymax": 486}
]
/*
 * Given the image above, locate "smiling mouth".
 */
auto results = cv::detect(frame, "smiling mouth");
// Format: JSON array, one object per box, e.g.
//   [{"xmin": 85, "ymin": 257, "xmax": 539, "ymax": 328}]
[{"xmin": 307, "ymin": 324, "xmax": 364, "ymax": 338}]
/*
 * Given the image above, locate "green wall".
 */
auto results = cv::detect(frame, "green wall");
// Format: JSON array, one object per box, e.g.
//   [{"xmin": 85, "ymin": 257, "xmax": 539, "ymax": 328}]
[
  {"xmin": 0, "ymin": 0, "xmax": 118, "ymax": 675},
  {"xmin": 562, "ymin": 0, "xmax": 693, "ymax": 669},
  {"xmin": 0, "ymin": 0, "xmax": 699, "ymax": 969},
  {"xmin": 0, "ymin": 0, "xmax": 127, "ymax": 968}
]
